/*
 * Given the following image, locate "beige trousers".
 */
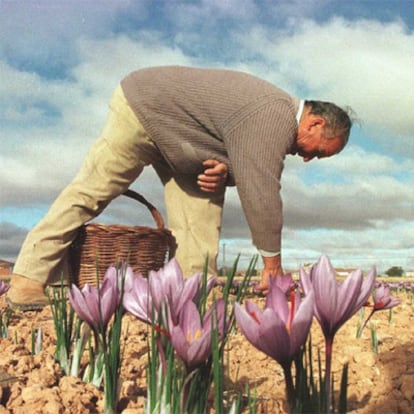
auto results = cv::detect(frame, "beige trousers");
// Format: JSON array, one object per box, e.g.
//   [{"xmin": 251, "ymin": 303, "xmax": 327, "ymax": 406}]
[{"xmin": 14, "ymin": 86, "xmax": 224, "ymax": 284}]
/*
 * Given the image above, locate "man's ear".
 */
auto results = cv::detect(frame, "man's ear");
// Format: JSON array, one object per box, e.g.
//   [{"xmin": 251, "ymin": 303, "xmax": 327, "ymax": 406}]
[{"xmin": 309, "ymin": 115, "xmax": 326, "ymax": 128}]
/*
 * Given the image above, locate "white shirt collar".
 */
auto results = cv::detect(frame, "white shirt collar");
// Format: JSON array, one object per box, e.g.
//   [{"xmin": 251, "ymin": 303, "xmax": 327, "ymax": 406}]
[{"xmin": 296, "ymin": 99, "xmax": 305, "ymax": 123}]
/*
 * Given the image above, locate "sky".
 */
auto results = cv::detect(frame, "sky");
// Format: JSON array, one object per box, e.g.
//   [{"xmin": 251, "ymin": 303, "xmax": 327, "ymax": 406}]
[{"xmin": 0, "ymin": 0, "xmax": 413, "ymax": 274}]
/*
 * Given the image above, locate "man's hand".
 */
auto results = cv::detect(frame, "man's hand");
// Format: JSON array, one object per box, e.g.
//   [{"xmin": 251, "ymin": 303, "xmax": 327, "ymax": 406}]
[
  {"xmin": 197, "ymin": 159, "xmax": 228, "ymax": 193},
  {"xmin": 257, "ymin": 255, "xmax": 284, "ymax": 293}
]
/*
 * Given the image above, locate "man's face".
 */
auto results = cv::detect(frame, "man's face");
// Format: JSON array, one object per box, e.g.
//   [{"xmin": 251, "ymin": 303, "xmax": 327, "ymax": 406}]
[{"xmin": 293, "ymin": 113, "xmax": 343, "ymax": 162}]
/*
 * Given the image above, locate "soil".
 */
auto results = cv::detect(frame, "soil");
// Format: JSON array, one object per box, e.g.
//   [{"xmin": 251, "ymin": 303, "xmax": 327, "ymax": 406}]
[{"xmin": 0, "ymin": 287, "xmax": 413, "ymax": 413}]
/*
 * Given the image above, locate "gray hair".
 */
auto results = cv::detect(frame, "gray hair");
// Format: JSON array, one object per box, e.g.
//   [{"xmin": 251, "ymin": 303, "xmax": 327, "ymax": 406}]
[{"xmin": 305, "ymin": 100, "xmax": 354, "ymax": 150}]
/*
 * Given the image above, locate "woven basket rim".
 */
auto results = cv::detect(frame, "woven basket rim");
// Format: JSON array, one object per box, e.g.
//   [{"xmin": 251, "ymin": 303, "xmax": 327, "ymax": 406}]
[
  {"xmin": 69, "ymin": 189, "xmax": 177, "ymax": 287},
  {"xmin": 82, "ymin": 222, "xmax": 171, "ymax": 233}
]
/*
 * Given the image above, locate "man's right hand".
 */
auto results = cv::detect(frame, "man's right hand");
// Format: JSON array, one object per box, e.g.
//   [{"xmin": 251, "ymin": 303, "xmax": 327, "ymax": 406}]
[{"xmin": 257, "ymin": 255, "xmax": 284, "ymax": 293}]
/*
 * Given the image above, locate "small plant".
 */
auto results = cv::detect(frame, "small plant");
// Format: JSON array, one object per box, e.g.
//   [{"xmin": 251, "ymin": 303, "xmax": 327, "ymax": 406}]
[
  {"xmin": 0, "ymin": 308, "xmax": 12, "ymax": 339},
  {"xmin": 388, "ymin": 308, "xmax": 393, "ymax": 324},
  {"xmin": 123, "ymin": 256, "xmax": 255, "ymax": 413},
  {"xmin": 48, "ymin": 279, "xmax": 77, "ymax": 374},
  {"xmin": 356, "ymin": 308, "xmax": 365, "ymax": 338},
  {"xmin": 300, "ymin": 255, "xmax": 376, "ymax": 413},
  {"xmin": 235, "ymin": 255, "xmax": 379, "ymax": 414},
  {"xmin": 69, "ymin": 264, "xmax": 126, "ymax": 414},
  {"xmin": 31, "ymin": 327, "xmax": 43, "ymax": 355},
  {"xmin": 235, "ymin": 280, "xmax": 314, "ymax": 412},
  {"xmin": 370, "ymin": 323, "xmax": 378, "ymax": 354},
  {"xmin": 357, "ymin": 282, "xmax": 401, "ymax": 339},
  {"xmin": 0, "ymin": 280, "xmax": 11, "ymax": 339}
]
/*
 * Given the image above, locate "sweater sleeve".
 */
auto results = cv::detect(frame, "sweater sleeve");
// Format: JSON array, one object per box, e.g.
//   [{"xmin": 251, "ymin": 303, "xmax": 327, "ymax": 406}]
[{"xmin": 223, "ymin": 100, "xmax": 297, "ymax": 252}]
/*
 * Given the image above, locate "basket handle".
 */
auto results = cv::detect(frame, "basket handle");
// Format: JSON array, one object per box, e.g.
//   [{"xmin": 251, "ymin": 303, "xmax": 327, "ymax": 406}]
[{"xmin": 123, "ymin": 189, "xmax": 165, "ymax": 229}]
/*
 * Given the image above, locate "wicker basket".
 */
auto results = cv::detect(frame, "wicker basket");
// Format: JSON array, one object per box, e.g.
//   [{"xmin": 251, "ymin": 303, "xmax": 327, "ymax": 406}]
[{"xmin": 69, "ymin": 189, "xmax": 177, "ymax": 288}]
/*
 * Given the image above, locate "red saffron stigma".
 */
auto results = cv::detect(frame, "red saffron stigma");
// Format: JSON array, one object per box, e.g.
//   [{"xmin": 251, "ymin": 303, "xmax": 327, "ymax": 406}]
[
  {"xmin": 153, "ymin": 324, "xmax": 171, "ymax": 339},
  {"xmin": 287, "ymin": 291, "xmax": 296, "ymax": 333},
  {"xmin": 249, "ymin": 311, "xmax": 261, "ymax": 324}
]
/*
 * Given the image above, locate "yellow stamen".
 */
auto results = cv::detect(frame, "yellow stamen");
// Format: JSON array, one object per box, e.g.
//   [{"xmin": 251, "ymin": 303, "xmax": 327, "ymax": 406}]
[{"xmin": 186, "ymin": 329, "xmax": 202, "ymax": 343}]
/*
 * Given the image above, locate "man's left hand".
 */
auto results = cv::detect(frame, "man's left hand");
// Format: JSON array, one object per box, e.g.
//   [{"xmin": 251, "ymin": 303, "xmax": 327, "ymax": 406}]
[{"xmin": 197, "ymin": 159, "xmax": 228, "ymax": 192}]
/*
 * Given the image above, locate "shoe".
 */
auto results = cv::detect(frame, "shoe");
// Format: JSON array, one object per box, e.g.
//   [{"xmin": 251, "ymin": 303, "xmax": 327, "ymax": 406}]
[{"xmin": 6, "ymin": 274, "xmax": 49, "ymax": 311}]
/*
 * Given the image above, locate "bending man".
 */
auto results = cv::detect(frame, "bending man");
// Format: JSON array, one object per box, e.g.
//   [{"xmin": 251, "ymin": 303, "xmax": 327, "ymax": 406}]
[{"xmin": 7, "ymin": 66, "xmax": 352, "ymax": 310}]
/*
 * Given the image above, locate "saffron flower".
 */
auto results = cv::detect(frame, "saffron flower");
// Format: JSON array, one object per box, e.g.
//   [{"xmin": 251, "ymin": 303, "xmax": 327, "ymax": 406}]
[
  {"xmin": 235, "ymin": 283, "xmax": 314, "ymax": 368},
  {"xmin": 123, "ymin": 258, "xmax": 216, "ymax": 324},
  {"xmin": 358, "ymin": 282, "xmax": 401, "ymax": 337},
  {"xmin": 273, "ymin": 272, "xmax": 296, "ymax": 294},
  {"xmin": 104, "ymin": 263, "xmax": 135, "ymax": 293},
  {"xmin": 235, "ymin": 281, "xmax": 314, "ymax": 409},
  {"xmin": 149, "ymin": 258, "xmax": 206, "ymax": 320},
  {"xmin": 169, "ymin": 299, "xmax": 226, "ymax": 371},
  {"xmin": 70, "ymin": 267, "xmax": 125, "ymax": 414},
  {"xmin": 372, "ymin": 283, "xmax": 401, "ymax": 310},
  {"xmin": 68, "ymin": 276, "xmax": 120, "ymax": 334},
  {"xmin": 122, "ymin": 272, "xmax": 155, "ymax": 324},
  {"xmin": 299, "ymin": 255, "xmax": 376, "ymax": 412},
  {"xmin": 300, "ymin": 255, "xmax": 376, "ymax": 340},
  {"xmin": 0, "ymin": 280, "xmax": 9, "ymax": 296}
]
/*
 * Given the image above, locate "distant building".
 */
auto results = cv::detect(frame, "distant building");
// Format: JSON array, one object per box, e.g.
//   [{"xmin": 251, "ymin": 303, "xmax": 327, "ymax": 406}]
[
  {"xmin": 405, "ymin": 270, "xmax": 414, "ymax": 278},
  {"xmin": 335, "ymin": 268, "xmax": 358, "ymax": 277},
  {"xmin": 0, "ymin": 260, "xmax": 14, "ymax": 276}
]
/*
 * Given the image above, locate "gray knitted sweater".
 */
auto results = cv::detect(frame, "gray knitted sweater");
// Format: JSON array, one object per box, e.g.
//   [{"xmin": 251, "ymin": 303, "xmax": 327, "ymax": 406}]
[{"xmin": 121, "ymin": 66, "xmax": 299, "ymax": 253}]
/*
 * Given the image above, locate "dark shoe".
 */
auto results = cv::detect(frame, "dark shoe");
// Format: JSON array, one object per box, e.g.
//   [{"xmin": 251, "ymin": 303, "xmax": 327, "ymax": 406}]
[{"xmin": 6, "ymin": 274, "xmax": 49, "ymax": 311}]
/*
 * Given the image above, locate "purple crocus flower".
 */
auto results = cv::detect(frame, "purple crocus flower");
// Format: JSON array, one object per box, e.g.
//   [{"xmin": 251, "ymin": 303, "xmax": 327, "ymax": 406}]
[
  {"xmin": 300, "ymin": 254, "xmax": 376, "ymax": 408},
  {"xmin": 300, "ymin": 254, "xmax": 376, "ymax": 340},
  {"xmin": 69, "ymin": 275, "xmax": 120, "ymax": 334},
  {"xmin": 358, "ymin": 282, "xmax": 401, "ymax": 337},
  {"xmin": 372, "ymin": 283, "xmax": 401, "ymax": 310},
  {"xmin": 123, "ymin": 258, "xmax": 216, "ymax": 325},
  {"xmin": 122, "ymin": 272, "xmax": 155, "ymax": 324},
  {"xmin": 235, "ymin": 282, "xmax": 314, "ymax": 409},
  {"xmin": 0, "ymin": 280, "xmax": 10, "ymax": 296},
  {"xmin": 235, "ymin": 283, "xmax": 314, "ymax": 369},
  {"xmin": 149, "ymin": 259, "xmax": 203, "ymax": 319},
  {"xmin": 169, "ymin": 299, "xmax": 226, "ymax": 371},
  {"xmin": 273, "ymin": 272, "xmax": 296, "ymax": 294},
  {"xmin": 104, "ymin": 263, "xmax": 135, "ymax": 293}
]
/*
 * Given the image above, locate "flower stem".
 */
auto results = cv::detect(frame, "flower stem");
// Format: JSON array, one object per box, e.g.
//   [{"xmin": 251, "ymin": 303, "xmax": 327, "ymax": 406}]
[
  {"xmin": 324, "ymin": 336, "xmax": 334, "ymax": 414},
  {"xmin": 282, "ymin": 362, "xmax": 296, "ymax": 412},
  {"xmin": 357, "ymin": 309, "xmax": 374, "ymax": 338}
]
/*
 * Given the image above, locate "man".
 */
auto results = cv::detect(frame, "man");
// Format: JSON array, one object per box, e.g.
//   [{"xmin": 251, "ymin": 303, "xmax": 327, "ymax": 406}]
[{"xmin": 7, "ymin": 66, "xmax": 352, "ymax": 310}]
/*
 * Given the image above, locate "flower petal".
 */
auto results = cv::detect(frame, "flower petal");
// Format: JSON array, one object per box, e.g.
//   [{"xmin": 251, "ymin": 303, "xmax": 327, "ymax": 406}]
[
  {"xmin": 290, "ymin": 291, "xmax": 314, "ymax": 357},
  {"xmin": 266, "ymin": 284, "xmax": 289, "ymax": 324},
  {"xmin": 234, "ymin": 302, "xmax": 262, "ymax": 348},
  {"xmin": 186, "ymin": 330, "xmax": 212, "ymax": 368},
  {"xmin": 258, "ymin": 308, "xmax": 291, "ymax": 364},
  {"xmin": 69, "ymin": 284, "xmax": 97, "ymax": 328},
  {"xmin": 176, "ymin": 272, "xmax": 202, "ymax": 316},
  {"xmin": 180, "ymin": 300, "xmax": 202, "ymax": 335},
  {"xmin": 312, "ymin": 256, "xmax": 338, "ymax": 319}
]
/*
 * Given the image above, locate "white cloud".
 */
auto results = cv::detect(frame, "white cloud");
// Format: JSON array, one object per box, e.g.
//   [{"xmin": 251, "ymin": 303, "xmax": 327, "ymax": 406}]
[
  {"xmin": 236, "ymin": 17, "xmax": 414, "ymax": 144},
  {"xmin": 0, "ymin": 0, "xmax": 151, "ymax": 73},
  {"xmin": 282, "ymin": 221, "xmax": 414, "ymax": 272},
  {"xmin": 72, "ymin": 34, "xmax": 196, "ymax": 91},
  {"xmin": 1, "ymin": 34, "xmax": 198, "ymax": 207},
  {"xmin": 0, "ymin": 223, "xmax": 28, "ymax": 262},
  {"xmin": 282, "ymin": 159, "xmax": 414, "ymax": 229}
]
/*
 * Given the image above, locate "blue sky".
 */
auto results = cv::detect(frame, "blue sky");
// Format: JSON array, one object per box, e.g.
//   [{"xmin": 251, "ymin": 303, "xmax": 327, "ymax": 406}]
[{"xmin": 1, "ymin": 0, "xmax": 413, "ymax": 273}]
